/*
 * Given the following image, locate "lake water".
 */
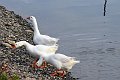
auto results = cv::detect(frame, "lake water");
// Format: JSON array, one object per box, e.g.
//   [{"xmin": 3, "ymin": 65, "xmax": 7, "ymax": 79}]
[{"xmin": 1, "ymin": 0, "xmax": 120, "ymax": 80}]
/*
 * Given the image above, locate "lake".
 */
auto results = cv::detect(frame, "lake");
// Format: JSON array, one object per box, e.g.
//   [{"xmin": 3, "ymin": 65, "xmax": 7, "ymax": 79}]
[{"xmin": 1, "ymin": 0, "xmax": 120, "ymax": 80}]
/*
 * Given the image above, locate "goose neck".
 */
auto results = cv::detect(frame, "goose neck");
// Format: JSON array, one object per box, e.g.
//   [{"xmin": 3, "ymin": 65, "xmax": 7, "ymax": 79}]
[
  {"xmin": 32, "ymin": 19, "xmax": 40, "ymax": 34},
  {"xmin": 21, "ymin": 41, "xmax": 30, "ymax": 47}
]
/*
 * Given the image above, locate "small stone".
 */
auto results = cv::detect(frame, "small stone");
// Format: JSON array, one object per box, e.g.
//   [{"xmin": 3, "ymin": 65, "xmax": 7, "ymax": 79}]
[
  {"xmin": 7, "ymin": 40, "xmax": 15, "ymax": 44},
  {"xmin": 1, "ymin": 42, "xmax": 12, "ymax": 48},
  {"xmin": 25, "ymin": 30, "xmax": 33, "ymax": 33},
  {"xmin": 25, "ymin": 77, "xmax": 36, "ymax": 80}
]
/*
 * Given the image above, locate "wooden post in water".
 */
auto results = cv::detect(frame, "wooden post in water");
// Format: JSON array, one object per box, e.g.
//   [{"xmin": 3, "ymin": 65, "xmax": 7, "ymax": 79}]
[{"xmin": 104, "ymin": 0, "xmax": 107, "ymax": 16}]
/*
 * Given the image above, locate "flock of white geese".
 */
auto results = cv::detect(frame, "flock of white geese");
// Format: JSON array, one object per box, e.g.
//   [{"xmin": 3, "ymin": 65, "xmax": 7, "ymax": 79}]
[{"xmin": 10, "ymin": 16, "xmax": 80, "ymax": 77}]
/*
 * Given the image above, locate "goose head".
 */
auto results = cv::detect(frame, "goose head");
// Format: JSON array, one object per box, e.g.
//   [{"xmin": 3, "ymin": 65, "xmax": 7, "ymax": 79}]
[
  {"xmin": 10, "ymin": 41, "xmax": 26, "ymax": 48},
  {"xmin": 27, "ymin": 16, "xmax": 36, "ymax": 22}
]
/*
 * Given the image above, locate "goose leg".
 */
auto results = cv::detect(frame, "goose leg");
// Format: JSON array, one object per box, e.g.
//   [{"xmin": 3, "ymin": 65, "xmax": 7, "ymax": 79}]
[
  {"xmin": 32, "ymin": 58, "xmax": 47, "ymax": 69},
  {"xmin": 32, "ymin": 58, "xmax": 39, "ymax": 68},
  {"xmin": 50, "ymin": 69, "xmax": 65, "ymax": 77},
  {"xmin": 50, "ymin": 70, "xmax": 58, "ymax": 76},
  {"xmin": 37, "ymin": 61, "xmax": 47, "ymax": 68},
  {"xmin": 58, "ymin": 70, "xmax": 65, "ymax": 77},
  {"xmin": 57, "ymin": 69, "xmax": 66, "ymax": 77}
]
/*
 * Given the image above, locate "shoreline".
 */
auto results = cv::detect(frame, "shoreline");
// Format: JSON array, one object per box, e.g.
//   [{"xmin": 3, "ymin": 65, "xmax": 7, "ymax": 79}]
[{"xmin": 0, "ymin": 5, "xmax": 78, "ymax": 80}]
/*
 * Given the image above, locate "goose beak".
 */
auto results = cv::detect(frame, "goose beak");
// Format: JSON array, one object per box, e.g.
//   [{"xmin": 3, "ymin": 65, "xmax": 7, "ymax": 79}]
[
  {"xmin": 26, "ymin": 17, "xmax": 30, "ymax": 20},
  {"xmin": 10, "ymin": 44, "xmax": 16, "ymax": 49}
]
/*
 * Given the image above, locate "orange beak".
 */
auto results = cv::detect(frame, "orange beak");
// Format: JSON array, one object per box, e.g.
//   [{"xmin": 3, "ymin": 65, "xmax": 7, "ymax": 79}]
[
  {"xmin": 10, "ymin": 44, "xmax": 16, "ymax": 49},
  {"xmin": 26, "ymin": 17, "xmax": 30, "ymax": 20}
]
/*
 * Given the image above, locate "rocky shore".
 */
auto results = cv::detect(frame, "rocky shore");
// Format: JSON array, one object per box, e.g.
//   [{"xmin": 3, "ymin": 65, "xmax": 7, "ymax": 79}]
[{"xmin": 0, "ymin": 5, "xmax": 79, "ymax": 80}]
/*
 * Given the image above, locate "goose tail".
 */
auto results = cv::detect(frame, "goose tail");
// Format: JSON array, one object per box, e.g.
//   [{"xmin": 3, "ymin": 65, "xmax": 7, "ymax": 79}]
[
  {"xmin": 70, "ymin": 57, "xmax": 80, "ymax": 64},
  {"xmin": 73, "ymin": 60, "xmax": 80, "ymax": 64}
]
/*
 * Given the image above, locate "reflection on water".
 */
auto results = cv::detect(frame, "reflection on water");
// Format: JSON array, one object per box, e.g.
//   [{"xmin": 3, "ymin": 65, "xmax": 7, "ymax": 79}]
[
  {"xmin": 104, "ymin": 0, "xmax": 107, "ymax": 16},
  {"xmin": 1, "ymin": 0, "xmax": 120, "ymax": 80}
]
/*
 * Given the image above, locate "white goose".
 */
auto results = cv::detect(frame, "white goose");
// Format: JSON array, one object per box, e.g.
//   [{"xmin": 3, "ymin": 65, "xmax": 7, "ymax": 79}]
[
  {"xmin": 10, "ymin": 41, "xmax": 58, "ymax": 67},
  {"xmin": 36, "ymin": 53, "xmax": 80, "ymax": 77},
  {"xmin": 27, "ymin": 16, "xmax": 59, "ymax": 46}
]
